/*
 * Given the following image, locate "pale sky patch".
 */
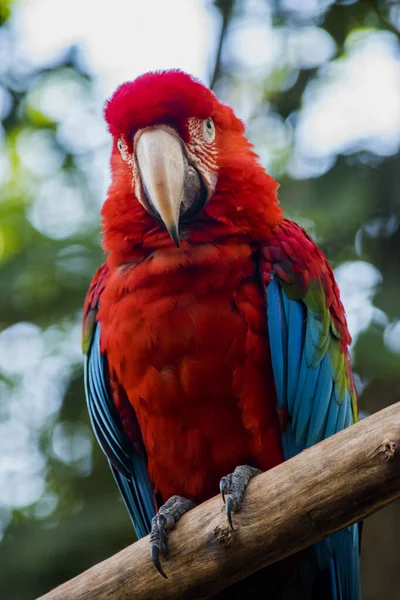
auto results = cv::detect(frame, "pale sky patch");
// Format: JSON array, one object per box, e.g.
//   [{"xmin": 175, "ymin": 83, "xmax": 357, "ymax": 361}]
[{"xmin": 16, "ymin": 0, "xmax": 217, "ymax": 94}]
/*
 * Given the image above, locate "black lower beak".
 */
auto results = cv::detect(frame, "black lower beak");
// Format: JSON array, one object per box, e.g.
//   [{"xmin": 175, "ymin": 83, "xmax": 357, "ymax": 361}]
[{"xmin": 179, "ymin": 164, "xmax": 207, "ymax": 221}]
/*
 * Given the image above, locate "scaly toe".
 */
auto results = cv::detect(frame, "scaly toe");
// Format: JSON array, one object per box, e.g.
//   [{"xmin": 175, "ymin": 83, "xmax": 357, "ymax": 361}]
[
  {"xmin": 219, "ymin": 465, "xmax": 261, "ymax": 529},
  {"xmin": 149, "ymin": 495, "xmax": 195, "ymax": 578}
]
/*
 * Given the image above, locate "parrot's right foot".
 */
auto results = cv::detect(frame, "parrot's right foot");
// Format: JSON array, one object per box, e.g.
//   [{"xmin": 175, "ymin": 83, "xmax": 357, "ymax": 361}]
[
  {"xmin": 219, "ymin": 465, "xmax": 261, "ymax": 529},
  {"xmin": 149, "ymin": 495, "xmax": 195, "ymax": 579}
]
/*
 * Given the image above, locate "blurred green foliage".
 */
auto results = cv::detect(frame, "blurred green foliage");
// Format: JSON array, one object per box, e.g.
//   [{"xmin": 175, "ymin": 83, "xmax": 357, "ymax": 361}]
[{"xmin": 0, "ymin": 1, "xmax": 399, "ymax": 599}]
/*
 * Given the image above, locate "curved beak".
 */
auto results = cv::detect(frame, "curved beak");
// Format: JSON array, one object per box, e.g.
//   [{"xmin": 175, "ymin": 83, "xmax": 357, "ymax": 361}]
[{"xmin": 135, "ymin": 128, "xmax": 185, "ymax": 247}]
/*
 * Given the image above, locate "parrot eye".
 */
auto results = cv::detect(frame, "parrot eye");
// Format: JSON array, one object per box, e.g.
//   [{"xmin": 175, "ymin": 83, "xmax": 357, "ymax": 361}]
[
  {"xmin": 202, "ymin": 118, "xmax": 215, "ymax": 143},
  {"xmin": 117, "ymin": 138, "xmax": 129, "ymax": 161}
]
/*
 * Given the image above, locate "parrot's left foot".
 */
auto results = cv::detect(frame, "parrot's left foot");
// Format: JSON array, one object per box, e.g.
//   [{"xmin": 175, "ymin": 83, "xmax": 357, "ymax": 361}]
[
  {"xmin": 150, "ymin": 495, "xmax": 195, "ymax": 579},
  {"xmin": 219, "ymin": 465, "xmax": 261, "ymax": 529}
]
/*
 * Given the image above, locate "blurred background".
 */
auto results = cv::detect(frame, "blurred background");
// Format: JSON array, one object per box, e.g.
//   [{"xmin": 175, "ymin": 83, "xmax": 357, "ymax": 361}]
[{"xmin": 0, "ymin": 0, "xmax": 399, "ymax": 598}]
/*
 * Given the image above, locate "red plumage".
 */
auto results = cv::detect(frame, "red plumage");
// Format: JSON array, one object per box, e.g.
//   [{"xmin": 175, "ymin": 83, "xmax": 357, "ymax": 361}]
[
  {"xmin": 95, "ymin": 71, "xmax": 288, "ymax": 503},
  {"xmin": 86, "ymin": 68, "xmax": 353, "ymax": 505},
  {"xmin": 98, "ymin": 239, "xmax": 284, "ymax": 502},
  {"xmin": 105, "ymin": 71, "xmax": 217, "ymax": 138},
  {"xmin": 83, "ymin": 70, "xmax": 358, "ymax": 597}
]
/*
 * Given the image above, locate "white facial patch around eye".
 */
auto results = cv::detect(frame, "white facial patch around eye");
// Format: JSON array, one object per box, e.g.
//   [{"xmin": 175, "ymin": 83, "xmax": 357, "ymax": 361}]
[
  {"xmin": 117, "ymin": 138, "xmax": 130, "ymax": 162},
  {"xmin": 186, "ymin": 118, "xmax": 218, "ymax": 201},
  {"xmin": 202, "ymin": 118, "xmax": 215, "ymax": 143}
]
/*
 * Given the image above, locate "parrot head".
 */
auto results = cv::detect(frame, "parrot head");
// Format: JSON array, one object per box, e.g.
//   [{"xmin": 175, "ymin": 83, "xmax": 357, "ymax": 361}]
[{"xmin": 102, "ymin": 70, "xmax": 282, "ymax": 260}]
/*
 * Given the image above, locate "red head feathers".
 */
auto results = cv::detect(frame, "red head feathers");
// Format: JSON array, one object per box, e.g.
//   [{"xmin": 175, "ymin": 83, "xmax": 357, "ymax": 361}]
[
  {"xmin": 105, "ymin": 70, "xmax": 217, "ymax": 138},
  {"xmin": 101, "ymin": 70, "xmax": 282, "ymax": 265}
]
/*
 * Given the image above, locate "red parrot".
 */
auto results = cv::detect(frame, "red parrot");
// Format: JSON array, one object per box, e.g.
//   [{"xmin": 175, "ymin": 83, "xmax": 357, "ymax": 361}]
[{"xmin": 83, "ymin": 70, "xmax": 360, "ymax": 599}]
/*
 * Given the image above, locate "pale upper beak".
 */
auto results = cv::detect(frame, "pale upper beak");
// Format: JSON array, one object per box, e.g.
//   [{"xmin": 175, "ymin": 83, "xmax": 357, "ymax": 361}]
[{"xmin": 135, "ymin": 128, "xmax": 185, "ymax": 247}]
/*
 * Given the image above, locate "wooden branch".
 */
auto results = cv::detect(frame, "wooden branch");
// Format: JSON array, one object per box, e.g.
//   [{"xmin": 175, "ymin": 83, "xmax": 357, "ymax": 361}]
[
  {"xmin": 38, "ymin": 402, "xmax": 400, "ymax": 600},
  {"xmin": 210, "ymin": 0, "xmax": 233, "ymax": 90}
]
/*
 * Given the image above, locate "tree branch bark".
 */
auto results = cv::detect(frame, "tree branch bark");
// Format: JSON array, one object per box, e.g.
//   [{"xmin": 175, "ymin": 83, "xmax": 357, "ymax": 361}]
[
  {"xmin": 210, "ymin": 0, "xmax": 233, "ymax": 90},
  {"xmin": 37, "ymin": 402, "xmax": 400, "ymax": 600}
]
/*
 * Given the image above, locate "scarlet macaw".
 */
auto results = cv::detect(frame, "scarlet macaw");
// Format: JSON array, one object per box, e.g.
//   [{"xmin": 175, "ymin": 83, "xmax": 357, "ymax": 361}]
[{"xmin": 83, "ymin": 70, "xmax": 360, "ymax": 598}]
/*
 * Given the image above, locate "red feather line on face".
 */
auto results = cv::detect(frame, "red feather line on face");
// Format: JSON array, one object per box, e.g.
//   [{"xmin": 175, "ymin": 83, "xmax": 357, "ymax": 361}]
[{"xmin": 186, "ymin": 117, "xmax": 218, "ymax": 173}]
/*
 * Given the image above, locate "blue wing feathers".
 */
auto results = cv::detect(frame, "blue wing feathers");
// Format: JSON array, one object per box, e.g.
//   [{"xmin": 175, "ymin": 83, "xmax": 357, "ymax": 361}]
[
  {"xmin": 286, "ymin": 299, "xmax": 304, "ymax": 413},
  {"xmin": 84, "ymin": 321, "xmax": 156, "ymax": 538},
  {"xmin": 336, "ymin": 396, "xmax": 348, "ymax": 434},
  {"xmin": 111, "ymin": 455, "xmax": 154, "ymax": 538},
  {"xmin": 281, "ymin": 428, "xmax": 302, "ymax": 459},
  {"xmin": 111, "ymin": 467, "xmax": 149, "ymax": 539},
  {"xmin": 130, "ymin": 455, "xmax": 157, "ymax": 531},
  {"xmin": 266, "ymin": 279, "xmax": 286, "ymax": 408},
  {"xmin": 324, "ymin": 393, "xmax": 340, "ymax": 439},
  {"xmin": 291, "ymin": 352, "xmax": 308, "ymax": 430},
  {"xmin": 266, "ymin": 278, "xmax": 360, "ymax": 600},
  {"xmin": 307, "ymin": 357, "xmax": 333, "ymax": 447},
  {"xmin": 87, "ymin": 393, "xmax": 129, "ymax": 476},
  {"xmin": 295, "ymin": 367, "xmax": 320, "ymax": 446},
  {"xmin": 85, "ymin": 328, "xmax": 130, "ymax": 472},
  {"xmin": 329, "ymin": 558, "xmax": 339, "ymax": 600},
  {"xmin": 344, "ymin": 393, "xmax": 354, "ymax": 430}
]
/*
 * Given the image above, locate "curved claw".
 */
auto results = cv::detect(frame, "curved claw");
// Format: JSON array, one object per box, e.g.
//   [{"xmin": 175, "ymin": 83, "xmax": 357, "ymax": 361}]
[
  {"xmin": 226, "ymin": 495, "xmax": 234, "ymax": 530},
  {"xmin": 220, "ymin": 477, "xmax": 228, "ymax": 504},
  {"xmin": 219, "ymin": 465, "xmax": 261, "ymax": 530},
  {"xmin": 149, "ymin": 495, "xmax": 195, "ymax": 579},
  {"xmin": 150, "ymin": 544, "xmax": 168, "ymax": 580}
]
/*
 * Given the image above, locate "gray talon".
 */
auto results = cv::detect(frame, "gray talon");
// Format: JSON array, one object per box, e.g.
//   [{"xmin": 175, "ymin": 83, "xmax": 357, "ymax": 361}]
[
  {"xmin": 226, "ymin": 495, "xmax": 234, "ymax": 529},
  {"xmin": 219, "ymin": 465, "xmax": 261, "ymax": 529},
  {"xmin": 219, "ymin": 475, "xmax": 231, "ymax": 503},
  {"xmin": 150, "ymin": 543, "xmax": 167, "ymax": 579},
  {"xmin": 149, "ymin": 495, "xmax": 195, "ymax": 578}
]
